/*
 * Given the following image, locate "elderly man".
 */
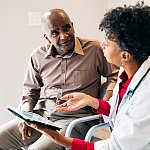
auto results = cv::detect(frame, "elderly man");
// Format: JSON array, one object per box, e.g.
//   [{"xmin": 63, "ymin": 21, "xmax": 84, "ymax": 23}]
[{"xmin": 0, "ymin": 9, "xmax": 117, "ymax": 150}]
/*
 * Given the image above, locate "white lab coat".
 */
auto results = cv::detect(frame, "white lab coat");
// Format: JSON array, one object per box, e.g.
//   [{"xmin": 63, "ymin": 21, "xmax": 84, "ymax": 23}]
[{"xmin": 95, "ymin": 57, "xmax": 150, "ymax": 150}]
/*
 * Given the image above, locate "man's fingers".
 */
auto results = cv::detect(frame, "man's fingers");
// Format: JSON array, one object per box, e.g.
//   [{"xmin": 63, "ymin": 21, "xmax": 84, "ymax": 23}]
[
  {"xmin": 21, "ymin": 123, "xmax": 27, "ymax": 140},
  {"xmin": 27, "ymin": 126, "xmax": 32, "ymax": 137},
  {"xmin": 20, "ymin": 123, "xmax": 32, "ymax": 140}
]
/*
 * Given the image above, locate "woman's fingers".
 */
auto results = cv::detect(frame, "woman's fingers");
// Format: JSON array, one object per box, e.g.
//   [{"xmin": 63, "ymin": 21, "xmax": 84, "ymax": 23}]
[
  {"xmin": 55, "ymin": 102, "xmax": 71, "ymax": 111},
  {"xmin": 30, "ymin": 124, "xmax": 44, "ymax": 133},
  {"xmin": 55, "ymin": 92, "xmax": 89, "ymax": 112},
  {"xmin": 30, "ymin": 124, "xmax": 56, "ymax": 138},
  {"xmin": 61, "ymin": 93, "xmax": 73, "ymax": 100},
  {"xmin": 30, "ymin": 123, "xmax": 37, "ymax": 129},
  {"xmin": 55, "ymin": 99, "xmax": 83, "ymax": 112}
]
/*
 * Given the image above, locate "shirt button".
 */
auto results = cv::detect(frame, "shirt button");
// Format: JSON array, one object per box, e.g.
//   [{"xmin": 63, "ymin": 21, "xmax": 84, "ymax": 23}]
[{"xmin": 62, "ymin": 70, "xmax": 65, "ymax": 73}]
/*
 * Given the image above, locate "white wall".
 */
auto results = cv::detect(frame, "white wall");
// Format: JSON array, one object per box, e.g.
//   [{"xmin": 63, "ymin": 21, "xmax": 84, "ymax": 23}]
[{"xmin": 0, "ymin": 0, "xmax": 108, "ymax": 125}]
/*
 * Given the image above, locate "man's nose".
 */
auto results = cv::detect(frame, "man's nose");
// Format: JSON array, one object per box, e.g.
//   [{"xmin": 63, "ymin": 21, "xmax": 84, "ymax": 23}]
[{"xmin": 60, "ymin": 31, "xmax": 68, "ymax": 39}]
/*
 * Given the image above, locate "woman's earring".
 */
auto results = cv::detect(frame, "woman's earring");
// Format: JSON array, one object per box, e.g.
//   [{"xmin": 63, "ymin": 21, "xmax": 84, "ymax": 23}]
[{"xmin": 121, "ymin": 60, "xmax": 125, "ymax": 67}]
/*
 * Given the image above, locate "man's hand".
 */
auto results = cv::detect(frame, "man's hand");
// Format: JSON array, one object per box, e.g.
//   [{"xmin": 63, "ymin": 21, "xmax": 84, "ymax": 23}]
[
  {"xmin": 18, "ymin": 120, "xmax": 32, "ymax": 140},
  {"xmin": 55, "ymin": 92, "xmax": 99, "ymax": 112}
]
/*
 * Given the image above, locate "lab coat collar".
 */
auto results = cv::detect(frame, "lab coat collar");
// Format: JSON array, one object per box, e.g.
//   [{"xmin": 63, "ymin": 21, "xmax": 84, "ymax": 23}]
[{"xmin": 127, "ymin": 57, "xmax": 150, "ymax": 92}]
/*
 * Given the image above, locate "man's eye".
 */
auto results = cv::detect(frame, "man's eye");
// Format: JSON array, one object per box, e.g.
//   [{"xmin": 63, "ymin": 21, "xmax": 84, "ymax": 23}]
[
  {"xmin": 63, "ymin": 24, "xmax": 72, "ymax": 31},
  {"xmin": 51, "ymin": 31, "xmax": 59, "ymax": 36}
]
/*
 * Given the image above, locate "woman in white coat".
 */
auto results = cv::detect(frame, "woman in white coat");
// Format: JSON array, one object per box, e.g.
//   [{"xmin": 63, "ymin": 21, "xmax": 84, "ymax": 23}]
[{"xmin": 29, "ymin": 2, "xmax": 150, "ymax": 150}]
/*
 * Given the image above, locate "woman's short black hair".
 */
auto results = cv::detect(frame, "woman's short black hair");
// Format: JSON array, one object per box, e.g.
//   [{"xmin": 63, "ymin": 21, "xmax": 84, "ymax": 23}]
[{"xmin": 99, "ymin": 1, "xmax": 150, "ymax": 63}]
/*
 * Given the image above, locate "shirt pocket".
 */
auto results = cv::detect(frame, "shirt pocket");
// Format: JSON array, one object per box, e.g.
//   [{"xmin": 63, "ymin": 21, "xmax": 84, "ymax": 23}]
[{"xmin": 74, "ymin": 70, "xmax": 96, "ymax": 86}]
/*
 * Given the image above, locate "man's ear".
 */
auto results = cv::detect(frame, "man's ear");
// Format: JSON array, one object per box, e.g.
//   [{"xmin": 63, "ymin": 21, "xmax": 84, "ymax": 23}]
[
  {"xmin": 44, "ymin": 34, "xmax": 51, "ymax": 44},
  {"xmin": 71, "ymin": 22, "xmax": 73, "ymax": 27},
  {"xmin": 44, "ymin": 34, "xmax": 51, "ymax": 49}
]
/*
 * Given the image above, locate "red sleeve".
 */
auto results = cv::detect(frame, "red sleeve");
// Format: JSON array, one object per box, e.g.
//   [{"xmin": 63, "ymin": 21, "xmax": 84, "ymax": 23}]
[
  {"xmin": 71, "ymin": 138, "xmax": 94, "ymax": 150},
  {"xmin": 92, "ymin": 99, "xmax": 110, "ymax": 116}
]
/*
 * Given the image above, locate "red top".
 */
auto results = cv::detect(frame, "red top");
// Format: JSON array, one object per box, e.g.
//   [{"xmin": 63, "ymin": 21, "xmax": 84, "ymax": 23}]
[{"xmin": 71, "ymin": 70, "xmax": 135, "ymax": 150}]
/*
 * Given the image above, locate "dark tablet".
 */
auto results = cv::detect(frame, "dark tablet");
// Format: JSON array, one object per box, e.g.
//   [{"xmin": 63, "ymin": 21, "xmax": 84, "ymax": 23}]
[{"xmin": 6, "ymin": 105, "xmax": 62, "ymax": 131}]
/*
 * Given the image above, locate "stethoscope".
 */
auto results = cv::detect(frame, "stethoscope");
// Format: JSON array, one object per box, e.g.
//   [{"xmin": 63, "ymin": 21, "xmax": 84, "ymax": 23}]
[{"xmin": 108, "ymin": 67, "xmax": 150, "ymax": 129}]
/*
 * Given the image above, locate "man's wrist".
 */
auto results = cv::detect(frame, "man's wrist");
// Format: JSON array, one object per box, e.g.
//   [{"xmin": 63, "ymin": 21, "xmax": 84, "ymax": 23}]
[{"xmin": 20, "ymin": 102, "xmax": 33, "ymax": 112}]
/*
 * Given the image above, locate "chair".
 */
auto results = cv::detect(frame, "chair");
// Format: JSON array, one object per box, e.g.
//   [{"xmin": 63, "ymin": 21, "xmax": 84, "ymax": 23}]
[
  {"xmin": 84, "ymin": 122, "xmax": 110, "ymax": 142},
  {"xmin": 65, "ymin": 114, "xmax": 110, "ymax": 150}
]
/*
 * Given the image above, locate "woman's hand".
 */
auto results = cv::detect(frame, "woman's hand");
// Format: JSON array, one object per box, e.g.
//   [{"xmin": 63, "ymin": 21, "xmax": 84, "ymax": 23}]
[
  {"xmin": 29, "ymin": 124, "xmax": 73, "ymax": 148},
  {"xmin": 30, "ymin": 124, "xmax": 59, "ymax": 141},
  {"xmin": 55, "ymin": 92, "xmax": 99, "ymax": 112}
]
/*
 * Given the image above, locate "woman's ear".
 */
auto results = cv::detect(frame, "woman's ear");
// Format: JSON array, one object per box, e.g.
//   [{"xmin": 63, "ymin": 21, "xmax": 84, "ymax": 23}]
[{"xmin": 121, "ymin": 51, "xmax": 131, "ymax": 66}]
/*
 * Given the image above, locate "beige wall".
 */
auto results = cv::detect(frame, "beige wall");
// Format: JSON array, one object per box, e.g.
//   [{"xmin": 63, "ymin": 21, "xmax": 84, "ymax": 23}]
[{"xmin": 0, "ymin": 0, "xmax": 108, "ymax": 125}]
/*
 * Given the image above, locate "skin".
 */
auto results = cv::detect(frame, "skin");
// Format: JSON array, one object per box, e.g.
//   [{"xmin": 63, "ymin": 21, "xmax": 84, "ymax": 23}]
[
  {"xmin": 28, "ymin": 38, "xmax": 143, "ymax": 148},
  {"xmin": 18, "ymin": 9, "xmax": 76, "ymax": 141},
  {"xmin": 29, "ymin": 123, "xmax": 73, "ymax": 149},
  {"xmin": 42, "ymin": 9, "xmax": 75, "ymax": 55},
  {"xmin": 56, "ymin": 92, "xmax": 99, "ymax": 111}
]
